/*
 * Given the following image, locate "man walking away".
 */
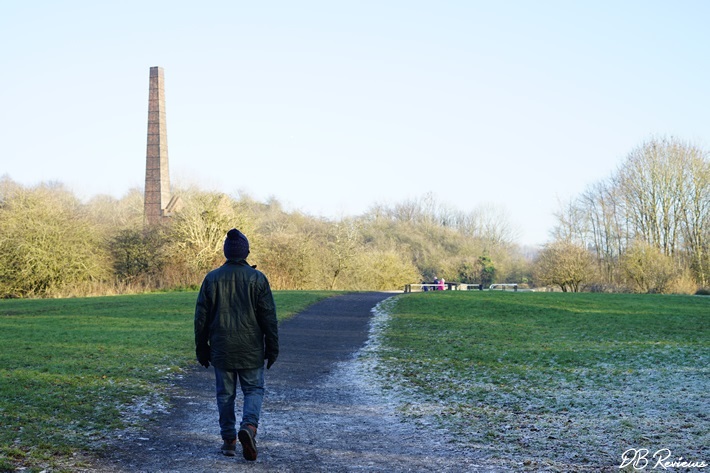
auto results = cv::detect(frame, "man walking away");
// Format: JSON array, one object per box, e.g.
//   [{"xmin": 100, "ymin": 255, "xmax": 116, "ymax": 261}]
[{"xmin": 194, "ymin": 229, "xmax": 279, "ymax": 461}]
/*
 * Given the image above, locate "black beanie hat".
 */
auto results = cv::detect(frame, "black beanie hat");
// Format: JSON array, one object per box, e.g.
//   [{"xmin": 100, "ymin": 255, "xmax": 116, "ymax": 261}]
[{"xmin": 224, "ymin": 229, "xmax": 250, "ymax": 260}]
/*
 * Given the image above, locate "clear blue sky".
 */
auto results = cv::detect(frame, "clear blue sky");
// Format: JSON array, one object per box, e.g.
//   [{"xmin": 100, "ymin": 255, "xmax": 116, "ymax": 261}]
[{"xmin": 2, "ymin": 1, "xmax": 709, "ymax": 246}]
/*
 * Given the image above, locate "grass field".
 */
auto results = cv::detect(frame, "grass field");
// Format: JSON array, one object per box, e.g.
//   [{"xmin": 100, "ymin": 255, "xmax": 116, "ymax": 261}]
[
  {"xmin": 2, "ymin": 291, "xmax": 707, "ymax": 472},
  {"xmin": 374, "ymin": 291, "xmax": 709, "ymax": 471},
  {"xmin": 0, "ymin": 290, "xmax": 335, "ymax": 472}
]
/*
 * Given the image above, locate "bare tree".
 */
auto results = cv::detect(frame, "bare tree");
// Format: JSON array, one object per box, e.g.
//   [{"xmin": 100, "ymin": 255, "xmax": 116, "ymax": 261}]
[
  {"xmin": 167, "ymin": 190, "xmax": 251, "ymax": 283},
  {"xmin": 533, "ymin": 241, "xmax": 594, "ymax": 292},
  {"xmin": 85, "ymin": 188, "xmax": 144, "ymax": 231},
  {"xmin": 256, "ymin": 229, "xmax": 320, "ymax": 290},
  {"xmin": 326, "ymin": 220, "xmax": 361, "ymax": 290},
  {"xmin": 469, "ymin": 203, "xmax": 519, "ymax": 246},
  {"xmin": 551, "ymin": 197, "xmax": 588, "ymax": 245},
  {"xmin": 616, "ymin": 137, "xmax": 693, "ymax": 256},
  {"xmin": 679, "ymin": 151, "xmax": 710, "ymax": 286},
  {"xmin": 579, "ymin": 181, "xmax": 629, "ymax": 285}
]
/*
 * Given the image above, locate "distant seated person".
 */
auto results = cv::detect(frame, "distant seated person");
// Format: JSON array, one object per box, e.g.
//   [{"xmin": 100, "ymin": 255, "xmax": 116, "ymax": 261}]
[{"xmin": 438, "ymin": 278, "xmax": 445, "ymax": 291}]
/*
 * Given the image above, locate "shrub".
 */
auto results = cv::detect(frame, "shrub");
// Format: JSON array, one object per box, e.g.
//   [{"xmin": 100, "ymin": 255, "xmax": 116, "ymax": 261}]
[{"xmin": 621, "ymin": 241, "xmax": 677, "ymax": 293}]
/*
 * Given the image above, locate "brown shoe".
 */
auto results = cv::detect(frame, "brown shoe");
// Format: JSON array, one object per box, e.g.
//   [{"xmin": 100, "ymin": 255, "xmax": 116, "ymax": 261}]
[
  {"xmin": 221, "ymin": 438, "xmax": 237, "ymax": 456},
  {"xmin": 238, "ymin": 424, "xmax": 258, "ymax": 461}
]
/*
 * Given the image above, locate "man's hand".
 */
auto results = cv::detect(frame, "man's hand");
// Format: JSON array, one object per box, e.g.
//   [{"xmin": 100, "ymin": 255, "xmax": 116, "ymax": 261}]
[
  {"xmin": 196, "ymin": 345, "xmax": 210, "ymax": 369},
  {"xmin": 266, "ymin": 353, "xmax": 277, "ymax": 369}
]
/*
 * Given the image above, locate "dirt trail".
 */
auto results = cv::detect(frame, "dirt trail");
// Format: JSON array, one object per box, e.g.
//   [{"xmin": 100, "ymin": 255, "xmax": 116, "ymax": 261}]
[{"xmin": 87, "ymin": 292, "xmax": 490, "ymax": 472}]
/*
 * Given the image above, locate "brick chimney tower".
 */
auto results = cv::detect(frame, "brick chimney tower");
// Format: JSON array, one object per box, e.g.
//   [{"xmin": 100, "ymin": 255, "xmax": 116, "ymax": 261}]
[{"xmin": 144, "ymin": 66, "xmax": 180, "ymax": 225}]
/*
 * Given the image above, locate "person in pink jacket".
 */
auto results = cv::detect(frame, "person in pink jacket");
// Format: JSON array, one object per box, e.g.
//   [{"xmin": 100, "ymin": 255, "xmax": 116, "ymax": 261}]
[{"xmin": 438, "ymin": 278, "xmax": 445, "ymax": 291}]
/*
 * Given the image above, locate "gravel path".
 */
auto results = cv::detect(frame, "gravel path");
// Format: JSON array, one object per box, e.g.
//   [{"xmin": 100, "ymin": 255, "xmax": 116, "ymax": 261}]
[{"xmin": 87, "ymin": 292, "xmax": 490, "ymax": 472}]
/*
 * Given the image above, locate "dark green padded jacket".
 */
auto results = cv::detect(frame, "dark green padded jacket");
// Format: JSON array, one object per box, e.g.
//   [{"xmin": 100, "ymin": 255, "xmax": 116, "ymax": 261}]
[{"xmin": 194, "ymin": 259, "xmax": 279, "ymax": 370}]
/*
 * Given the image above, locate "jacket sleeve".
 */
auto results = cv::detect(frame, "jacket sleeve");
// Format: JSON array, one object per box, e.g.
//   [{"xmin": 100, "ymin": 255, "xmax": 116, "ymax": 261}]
[
  {"xmin": 194, "ymin": 278, "xmax": 213, "ymax": 354},
  {"xmin": 255, "ymin": 274, "xmax": 279, "ymax": 359}
]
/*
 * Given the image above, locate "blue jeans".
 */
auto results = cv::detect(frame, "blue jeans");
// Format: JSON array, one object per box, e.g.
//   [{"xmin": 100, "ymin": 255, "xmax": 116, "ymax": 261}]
[{"xmin": 214, "ymin": 366, "xmax": 264, "ymax": 441}]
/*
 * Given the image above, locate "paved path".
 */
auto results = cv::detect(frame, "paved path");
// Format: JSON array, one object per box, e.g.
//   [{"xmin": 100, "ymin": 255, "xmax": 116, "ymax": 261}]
[{"xmin": 89, "ymin": 292, "xmax": 487, "ymax": 472}]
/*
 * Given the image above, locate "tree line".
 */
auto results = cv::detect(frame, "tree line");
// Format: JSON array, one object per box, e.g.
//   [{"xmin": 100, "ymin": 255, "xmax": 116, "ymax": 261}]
[
  {"xmin": 535, "ymin": 136, "xmax": 709, "ymax": 293},
  {"xmin": 0, "ymin": 179, "xmax": 525, "ymax": 298},
  {"xmin": 1, "ymin": 136, "xmax": 707, "ymax": 298}
]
